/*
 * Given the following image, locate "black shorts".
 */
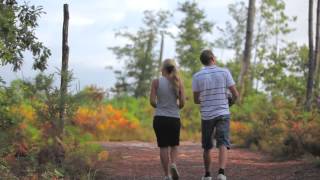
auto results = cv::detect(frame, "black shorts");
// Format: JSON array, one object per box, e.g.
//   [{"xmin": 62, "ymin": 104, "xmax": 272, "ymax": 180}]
[{"xmin": 153, "ymin": 116, "xmax": 181, "ymax": 148}]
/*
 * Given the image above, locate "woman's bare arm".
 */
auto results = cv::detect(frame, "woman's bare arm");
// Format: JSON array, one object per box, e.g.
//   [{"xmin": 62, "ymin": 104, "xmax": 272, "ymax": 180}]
[
  {"xmin": 149, "ymin": 79, "xmax": 158, "ymax": 108},
  {"xmin": 178, "ymin": 80, "xmax": 185, "ymax": 109}
]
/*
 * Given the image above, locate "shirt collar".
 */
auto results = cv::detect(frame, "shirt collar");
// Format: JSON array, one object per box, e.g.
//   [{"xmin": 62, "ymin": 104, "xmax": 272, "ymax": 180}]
[{"xmin": 204, "ymin": 65, "xmax": 217, "ymax": 69}]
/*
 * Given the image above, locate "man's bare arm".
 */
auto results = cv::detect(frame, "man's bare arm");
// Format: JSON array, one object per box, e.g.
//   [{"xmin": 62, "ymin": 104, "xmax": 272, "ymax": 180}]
[
  {"xmin": 193, "ymin": 91, "xmax": 200, "ymax": 104},
  {"xmin": 228, "ymin": 85, "xmax": 239, "ymax": 105}
]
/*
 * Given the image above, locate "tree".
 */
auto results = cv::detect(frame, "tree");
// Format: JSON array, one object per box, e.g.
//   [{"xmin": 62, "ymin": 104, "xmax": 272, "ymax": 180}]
[
  {"xmin": 110, "ymin": 70, "xmax": 131, "ymax": 97},
  {"xmin": 314, "ymin": 0, "xmax": 320, "ymax": 108},
  {"xmin": 238, "ymin": 0, "xmax": 255, "ymax": 101},
  {"xmin": 254, "ymin": 0, "xmax": 296, "ymax": 94},
  {"xmin": 59, "ymin": 4, "xmax": 69, "ymax": 137},
  {"xmin": 109, "ymin": 10, "xmax": 171, "ymax": 97},
  {"xmin": 0, "ymin": 0, "xmax": 51, "ymax": 71},
  {"xmin": 263, "ymin": 43, "xmax": 308, "ymax": 102},
  {"xmin": 214, "ymin": 1, "xmax": 247, "ymax": 61},
  {"xmin": 157, "ymin": 31, "xmax": 164, "ymax": 78},
  {"xmin": 176, "ymin": 1, "xmax": 213, "ymax": 75},
  {"xmin": 306, "ymin": 0, "xmax": 316, "ymax": 111}
]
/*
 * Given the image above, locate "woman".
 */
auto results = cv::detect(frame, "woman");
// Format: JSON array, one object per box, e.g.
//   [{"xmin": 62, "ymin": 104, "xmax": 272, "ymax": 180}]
[{"xmin": 150, "ymin": 59, "xmax": 185, "ymax": 180}]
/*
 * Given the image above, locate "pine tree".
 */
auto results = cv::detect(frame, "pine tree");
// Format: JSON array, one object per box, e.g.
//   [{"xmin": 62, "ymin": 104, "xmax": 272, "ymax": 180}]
[
  {"xmin": 109, "ymin": 10, "xmax": 171, "ymax": 97},
  {"xmin": 176, "ymin": 1, "xmax": 213, "ymax": 75}
]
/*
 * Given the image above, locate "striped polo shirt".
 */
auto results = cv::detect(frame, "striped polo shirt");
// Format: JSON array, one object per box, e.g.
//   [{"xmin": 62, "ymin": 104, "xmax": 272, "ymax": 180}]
[{"xmin": 192, "ymin": 65, "xmax": 235, "ymax": 120}]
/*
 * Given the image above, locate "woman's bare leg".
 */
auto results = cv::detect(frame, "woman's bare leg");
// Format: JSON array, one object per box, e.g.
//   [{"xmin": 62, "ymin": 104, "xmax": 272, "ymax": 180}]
[{"xmin": 160, "ymin": 147, "xmax": 170, "ymax": 176}]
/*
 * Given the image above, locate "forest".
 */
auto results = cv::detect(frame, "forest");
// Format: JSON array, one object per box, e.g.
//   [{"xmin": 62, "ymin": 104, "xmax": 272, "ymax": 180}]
[{"xmin": 0, "ymin": 0, "xmax": 320, "ymax": 179}]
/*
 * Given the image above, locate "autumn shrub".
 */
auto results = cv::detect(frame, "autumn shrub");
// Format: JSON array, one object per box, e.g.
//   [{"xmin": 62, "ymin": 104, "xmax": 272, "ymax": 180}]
[
  {"xmin": 0, "ymin": 159, "xmax": 18, "ymax": 179},
  {"xmin": 0, "ymin": 82, "xmax": 26, "ymax": 157},
  {"xmin": 61, "ymin": 126, "xmax": 105, "ymax": 179},
  {"xmin": 230, "ymin": 121, "xmax": 252, "ymax": 146},
  {"xmin": 106, "ymin": 96, "xmax": 158, "ymax": 141},
  {"xmin": 287, "ymin": 112, "xmax": 320, "ymax": 157},
  {"xmin": 0, "ymin": 75, "xmax": 108, "ymax": 179},
  {"xmin": 230, "ymin": 93, "xmax": 320, "ymax": 158},
  {"xmin": 106, "ymin": 96, "xmax": 154, "ymax": 127},
  {"xmin": 74, "ymin": 85, "xmax": 106, "ymax": 107},
  {"xmin": 240, "ymin": 95, "xmax": 297, "ymax": 154},
  {"xmin": 73, "ymin": 104, "xmax": 151, "ymax": 141}
]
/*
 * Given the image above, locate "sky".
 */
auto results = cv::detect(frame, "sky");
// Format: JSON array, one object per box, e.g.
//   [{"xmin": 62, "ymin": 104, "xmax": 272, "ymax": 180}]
[{"xmin": 0, "ymin": 0, "xmax": 309, "ymax": 93}]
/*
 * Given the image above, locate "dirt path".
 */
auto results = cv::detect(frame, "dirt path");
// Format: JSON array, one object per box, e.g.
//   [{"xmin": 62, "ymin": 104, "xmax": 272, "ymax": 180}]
[{"xmin": 98, "ymin": 141, "xmax": 320, "ymax": 180}]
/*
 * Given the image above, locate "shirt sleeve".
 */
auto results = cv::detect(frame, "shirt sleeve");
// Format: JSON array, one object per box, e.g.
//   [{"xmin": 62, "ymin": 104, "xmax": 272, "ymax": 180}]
[
  {"xmin": 192, "ymin": 75, "xmax": 200, "ymax": 92},
  {"xmin": 226, "ymin": 69, "xmax": 235, "ymax": 87}
]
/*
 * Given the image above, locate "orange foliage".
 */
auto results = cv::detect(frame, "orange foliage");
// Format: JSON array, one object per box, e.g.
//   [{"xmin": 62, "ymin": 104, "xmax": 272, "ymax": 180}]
[
  {"xmin": 14, "ymin": 141, "xmax": 28, "ymax": 157},
  {"xmin": 230, "ymin": 121, "xmax": 251, "ymax": 135},
  {"xmin": 230, "ymin": 121, "xmax": 252, "ymax": 146},
  {"xmin": 10, "ymin": 104, "xmax": 36, "ymax": 123},
  {"xmin": 74, "ymin": 105, "xmax": 140, "ymax": 135},
  {"xmin": 98, "ymin": 150, "xmax": 109, "ymax": 161},
  {"xmin": 10, "ymin": 104, "xmax": 39, "ymax": 135}
]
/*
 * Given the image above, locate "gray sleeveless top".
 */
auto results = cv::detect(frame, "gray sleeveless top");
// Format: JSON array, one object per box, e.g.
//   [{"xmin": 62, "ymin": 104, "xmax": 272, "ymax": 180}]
[{"xmin": 154, "ymin": 76, "xmax": 180, "ymax": 118}]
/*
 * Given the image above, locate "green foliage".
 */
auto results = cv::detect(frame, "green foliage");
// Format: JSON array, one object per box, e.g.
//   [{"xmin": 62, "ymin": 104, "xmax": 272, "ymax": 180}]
[
  {"xmin": 0, "ymin": 159, "xmax": 18, "ymax": 179},
  {"xmin": 230, "ymin": 93, "xmax": 320, "ymax": 157},
  {"xmin": 214, "ymin": 1, "xmax": 247, "ymax": 60},
  {"xmin": 0, "ymin": 1, "xmax": 319, "ymax": 178},
  {"xmin": 109, "ymin": 10, "xmax": 172, "ymax": 97},
  {"xmin": 251, "ymin": 0, "xmax": 298, "ymax": 95},
  {"xmin": 176, "ymin": 1, "xmax": 214, "ymax": 74},
  {"xmin": 260, "ymin": 0, "xmax": 296, "ymax": 38},
  {"xmin": 64, "ymin": 125, "xmax": 96, "ymax": 145},
  {"xmin": 0, "ymin": 73, "xmax": 106, "ymax": 178},
  {"xmin": 261, "ymin": 43, "xmax": 308, "ymax": 104},
  {"xmin": 0, "ymin": 80, "xmax": 28, "ymax": 158},
  {"xmin": 106, "ymin": 96, "xmax": 153, "ymax": 127},
  {"xmin": 63, "ymin": 126, "xmax": 104, "ymax": 179},
  {"xmin": 0, "ymin": 0, "xmax": 51, "ymax": 71},
  {"xmin": 180, "ymin": 72, "xmax": 201, "ymax": 132},
  {"xmin": 74, "ymin": 85, "xmax": 105, "ymax": 107}
]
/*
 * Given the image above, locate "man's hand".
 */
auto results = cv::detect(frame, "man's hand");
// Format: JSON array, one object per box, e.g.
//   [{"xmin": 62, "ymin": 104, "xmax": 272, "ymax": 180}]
[
  {"xmin": 228, "ymin": 85, "xmax": 239, "ymax": 107},
  {"xmin": 227, "ymin": 93, "xmax": 235, "ymax": 107}
]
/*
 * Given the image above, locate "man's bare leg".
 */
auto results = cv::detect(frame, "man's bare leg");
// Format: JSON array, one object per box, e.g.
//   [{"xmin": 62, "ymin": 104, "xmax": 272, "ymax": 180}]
[
  {"xmin": 203, "ymin": 149, "xmax": 211, "ymax": 176},
  {"xmin": 219, "ymin": 145, "xmax": 227, "ymax": 169}
]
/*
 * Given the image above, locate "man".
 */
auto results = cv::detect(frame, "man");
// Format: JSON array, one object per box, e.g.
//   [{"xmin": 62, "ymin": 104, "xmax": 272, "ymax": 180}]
[{"xmin": 192, "ymin": 49, "xmax": 239, "ymax": 180}]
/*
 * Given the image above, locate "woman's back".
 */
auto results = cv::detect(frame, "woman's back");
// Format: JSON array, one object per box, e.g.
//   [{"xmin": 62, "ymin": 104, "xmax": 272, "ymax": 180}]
[{"xmin": 155, "ymin": 76, "xmax": 179, "ymax": 118}]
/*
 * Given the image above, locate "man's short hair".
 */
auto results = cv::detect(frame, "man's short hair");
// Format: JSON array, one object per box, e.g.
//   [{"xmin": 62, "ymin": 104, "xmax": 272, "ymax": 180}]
[{"xmin": 200, "ymin": 49, "xmax": 214, "ymax": 65}]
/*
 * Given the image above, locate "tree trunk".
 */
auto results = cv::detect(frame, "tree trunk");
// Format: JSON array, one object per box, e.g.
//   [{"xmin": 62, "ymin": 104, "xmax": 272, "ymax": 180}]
[
  {"xmin": 238, "ymin": 0, "xmax": 255, "ymax": 101},
  {"xmin": 135, "ymin": 31, "xmax": 154, "ymax": 97},
  {"xmin": 314, "ymin": 0, "xmax": 320, "ymax": 108},
  {"xmin": 158, "ymin": 32, "xmax": 164, "ymax": 77},
  {"xmin": 59, "ymin": 4, "xmax": 69, "ymax": 136},
  {"xmin": 306, "ymin": 0, "xmax": 315, "ymax": 111}
]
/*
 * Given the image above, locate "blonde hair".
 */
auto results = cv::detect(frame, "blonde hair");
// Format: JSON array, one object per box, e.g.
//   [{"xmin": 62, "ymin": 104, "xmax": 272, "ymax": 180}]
[{"xmin": 162, "ymin": 59, "xmax": 180, "ymax": 98}]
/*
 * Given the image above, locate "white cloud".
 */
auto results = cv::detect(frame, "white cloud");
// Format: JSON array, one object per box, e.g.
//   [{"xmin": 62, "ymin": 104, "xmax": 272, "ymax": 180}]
[
  {"xmin": 109, "ymin": 12, "xmax": 126, "ymax": 22},
  {"xmin": 70, "ymin": 55, "xmax": 108, "ymax": 69},
  {"xmin": 124, "ymin": 0, "xmax": 169, "ymax": 11},
  {"xmin": 199, "ymin": 0, "xmax": 238, "ymax": 9},
  {"xmin": 70, "ymin": 15, "xmax": 95, "ymax": 27},
  {"xmin": 167, "ymin": 25, "xmax": 179, "ymax": 37}
]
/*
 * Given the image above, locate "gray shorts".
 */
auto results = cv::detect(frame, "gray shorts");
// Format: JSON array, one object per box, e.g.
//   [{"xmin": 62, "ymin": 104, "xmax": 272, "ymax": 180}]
[{"xmin": 201, "ymin": 114, "xmax": 231, "ymax": 150}]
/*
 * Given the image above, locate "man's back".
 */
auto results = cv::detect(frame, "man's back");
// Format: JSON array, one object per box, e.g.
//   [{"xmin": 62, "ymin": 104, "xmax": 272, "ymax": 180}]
[{"xmin": 192, "ymin": 65, "xmax": 235, "ymax": 120}]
